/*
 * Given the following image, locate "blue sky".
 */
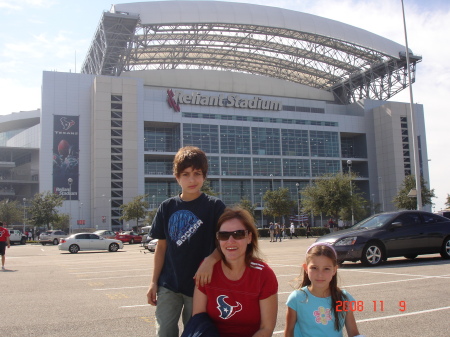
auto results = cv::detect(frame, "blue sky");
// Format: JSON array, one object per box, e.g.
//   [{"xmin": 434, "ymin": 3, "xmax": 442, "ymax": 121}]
[{"xmin": 1, "ymin": 0, "xmax": 449, "ymax": 211}]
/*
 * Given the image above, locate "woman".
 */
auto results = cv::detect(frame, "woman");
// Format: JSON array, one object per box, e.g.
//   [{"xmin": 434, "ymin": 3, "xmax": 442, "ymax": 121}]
[{"xmin": 185, "ymin": 207, "xmax": 278, "ymax": 337}]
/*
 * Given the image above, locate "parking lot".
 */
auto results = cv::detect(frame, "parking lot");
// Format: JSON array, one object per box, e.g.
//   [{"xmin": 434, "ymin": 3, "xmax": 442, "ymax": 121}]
[{"xmin": 3, "ymin": 237, "xmax": 450, "ymax": 336}]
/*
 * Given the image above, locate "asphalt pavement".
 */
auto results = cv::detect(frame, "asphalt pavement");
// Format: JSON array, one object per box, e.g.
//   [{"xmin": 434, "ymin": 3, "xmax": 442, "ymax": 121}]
[{"xmin": 2, "ymin": 237, "xmax": 450, "ymax": 336}]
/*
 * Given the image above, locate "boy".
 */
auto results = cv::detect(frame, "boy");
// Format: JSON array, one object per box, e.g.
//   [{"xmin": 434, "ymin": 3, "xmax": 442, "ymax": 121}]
[{"xmin": 147, "ymin": 146, "xmax": 226, "ymax": 337}]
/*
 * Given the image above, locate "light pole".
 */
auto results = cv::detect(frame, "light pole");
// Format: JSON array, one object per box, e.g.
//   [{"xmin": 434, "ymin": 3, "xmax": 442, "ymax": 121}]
[
  {"xmin": 260, "ymin": 192, "xmax": 264, "ymax": 228},
  {"xmin": 269, "ymin": 174, "xmax": 274, "ymax": 190},
  {"xmin": 401, "ymin": 0, "xmax": 422, "ymax": 210},
  {"xmin": 68, "ymin": 178, "xmax": 73, "ymax": 234},
  {"xmin": 152, "ymin": 195, "xmax": 156, "ymax": 209},
  {"xmin": 378, "ymin": 176, "xmax": 385, "ymax": 212},
  {"xmin": 79, "ymin": 202, "xmax": 83, "ymax": 229},
  {"xmin": 22, "ymin": 198, "xmax": 26, "ymax": 234},
  {"xmin": 371, "ymin": 194, "xmax": 375, "ymax": 215},
  {"xmin": 347, "ymin": 160, "xmax": 354, "ymax": 226},
  {"xmin": 295, "ymin": 183, "xmax": 300, "ymax": 223},
  {"xmin": 108, "ymin": 199, "xmax": 112, "ymax": 231}
]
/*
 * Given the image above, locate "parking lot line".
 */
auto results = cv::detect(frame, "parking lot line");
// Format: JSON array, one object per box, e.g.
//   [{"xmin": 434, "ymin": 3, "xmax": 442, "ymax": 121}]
[
  {"xmin": 93, "ymin": 286, "xmax": 148, "ymax": 291},
  {"xmin": 356, "ymin": 305, "xmax": 450, "ymax": 323}
]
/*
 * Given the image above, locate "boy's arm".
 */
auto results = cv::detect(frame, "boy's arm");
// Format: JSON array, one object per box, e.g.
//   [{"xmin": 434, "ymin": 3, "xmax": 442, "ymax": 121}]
[
  {"xmin": 147, "ymin": 239, "xmax": 167, "ymax": 306},
  {"xmin": 194, "ymin": 248, "xmax": 221, "ymax": 288}
]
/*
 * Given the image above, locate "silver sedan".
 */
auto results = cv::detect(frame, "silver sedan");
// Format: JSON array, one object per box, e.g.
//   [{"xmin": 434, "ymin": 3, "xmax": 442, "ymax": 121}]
[{"xmin": 58, "ymin": 233, "xmax": 124, "ymax": 254}]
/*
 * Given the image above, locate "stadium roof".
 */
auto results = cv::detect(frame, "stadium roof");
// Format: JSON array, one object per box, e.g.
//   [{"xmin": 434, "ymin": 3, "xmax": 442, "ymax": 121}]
[{"xmin": 81, "ymin": 1, "xmax": 421, "ymax": 104}]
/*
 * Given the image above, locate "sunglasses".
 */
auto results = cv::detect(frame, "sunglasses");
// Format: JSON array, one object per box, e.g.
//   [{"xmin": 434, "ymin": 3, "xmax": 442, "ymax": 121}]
[{"xmin": 216, "ymin": 230, "xmax": 248, "ymax": 241}]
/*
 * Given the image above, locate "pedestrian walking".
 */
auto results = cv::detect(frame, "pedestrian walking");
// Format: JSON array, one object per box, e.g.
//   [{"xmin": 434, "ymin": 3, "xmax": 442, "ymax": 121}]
[
  {"xmin": 269, "ymin": 222, "xmax": 274, "ymax": 242},
  {"xmin": 274, "ymin": 223, "xmax": 281, "ymax": 242},
  {"xmin": 305, "ymin": 222, "xmax": 311, "ymax": 239},
  {"xmin": 290, "ymin": 222, "xmax": 298, "ymax": 239},
  {"xmin": 0, "ymin": 222, "xmax": 11, "ymax": 270}
]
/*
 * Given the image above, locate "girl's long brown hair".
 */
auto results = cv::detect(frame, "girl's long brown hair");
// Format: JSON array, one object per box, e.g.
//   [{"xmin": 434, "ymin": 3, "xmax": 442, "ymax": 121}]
[{"xmin": 300, "ymin": 244, "xmax": 347, "ymax": 331}]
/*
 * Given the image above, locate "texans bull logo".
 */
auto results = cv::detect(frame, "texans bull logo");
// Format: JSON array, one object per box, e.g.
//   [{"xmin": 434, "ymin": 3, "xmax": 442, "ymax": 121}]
[
  {"xmin": 60, "ymin": 117, "xmax": 75, "ymax": 131},
  {"xmin": 216, "ymin": 295, "xmax": 242, "ymax": 319}
]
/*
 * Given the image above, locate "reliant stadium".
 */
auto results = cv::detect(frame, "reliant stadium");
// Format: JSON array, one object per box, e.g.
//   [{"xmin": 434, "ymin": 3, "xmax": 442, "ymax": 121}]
[{"xmin": 0, "ymin": 1, "xmax": 428, "ymax": 230}]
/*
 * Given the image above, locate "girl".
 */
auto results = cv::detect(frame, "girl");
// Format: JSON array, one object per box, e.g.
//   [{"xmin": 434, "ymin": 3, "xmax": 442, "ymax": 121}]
[{"xmin": 284, "ymin": 242, "xmax": 363, "ymax": 337}]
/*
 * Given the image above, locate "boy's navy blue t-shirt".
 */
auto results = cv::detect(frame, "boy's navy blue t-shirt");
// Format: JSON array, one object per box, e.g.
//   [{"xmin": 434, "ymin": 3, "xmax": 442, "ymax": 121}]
[{"xmin": 150, "ymin": 193, "xmax": 226, "ymax": 297}]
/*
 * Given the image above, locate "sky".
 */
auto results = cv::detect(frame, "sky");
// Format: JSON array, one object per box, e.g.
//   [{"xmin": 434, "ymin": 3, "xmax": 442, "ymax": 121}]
[{"xmin": 1, "ymin": 0, "xmax": 449, "ymax": 211}]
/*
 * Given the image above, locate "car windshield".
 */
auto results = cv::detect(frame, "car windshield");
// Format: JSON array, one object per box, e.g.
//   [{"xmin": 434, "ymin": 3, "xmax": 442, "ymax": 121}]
[{"xmin": 352, "ymin": 213, "xmax": 395, "ymax": 229}]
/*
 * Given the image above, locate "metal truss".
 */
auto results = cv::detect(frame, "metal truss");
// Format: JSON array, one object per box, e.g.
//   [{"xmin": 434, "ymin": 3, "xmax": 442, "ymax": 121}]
[
  {"xmin": 81, "ymin": 12, "xmax": 139, "ymax": 76},
  {"xmin": 82, "ymin": 13, "xmax": 421, "ymax": 104}
]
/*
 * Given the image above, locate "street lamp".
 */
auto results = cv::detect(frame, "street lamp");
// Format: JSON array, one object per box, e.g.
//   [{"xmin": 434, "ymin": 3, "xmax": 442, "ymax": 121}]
[
  {"xmin": 68, "ymin": 178, "xmax": 73, "ymax": 233},
  {"xmin": 259, "ymin": 192, "xmax": 264, "ymax": 228},
  {"xmin": 152, "ymin": 195, "xmax": 156, "ymax": 209},
  {"xmin": 371, "ymin": 194, "xmax": 375, "ymax": 215},
  {"xmin": 378, "ymin": 176, "xmax": 385, "ymax": 212},
  {"xmin": 79, "ymin": 202, "xmax": 83, "ymax": 228},
  {"xmin": 295, "ymin": 183, "xmax": 300, "ymax": 223},
  {"xmin": 108, "ymin": 199, "xmax": 111, "ymax": 231},
  {"xmin": 22, "ymin": 198, "xmax": 26, "ymax": 234},
  {"xmin": 269, "ymin": 174, "xmax": 274, "ymax": 190},
  {"xmin": 347, "ymin": 160, "xmax": 354, "ymax": 226}
]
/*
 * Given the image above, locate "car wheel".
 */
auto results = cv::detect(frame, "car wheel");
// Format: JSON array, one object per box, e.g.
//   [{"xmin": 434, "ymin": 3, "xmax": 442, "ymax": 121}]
[
  {"xmin": 404, "ymin": 254, "xmax": 418, "ymax": 260},
  {"xmin": 130, "ymin": 239, "xmax": 134, "ymax": 244},
  {"xmin": 20, "ymin": 238, "xmax": 27, "ymax": 245},
  {"xmin": 53, "ymin": 238, "xmax": 59, "ymax": 245},
  {"xmin": 361, "ymin": 242, "xmax": 383, "ymax": 266},
  {"xmin": 109, "ymin": 243, "xmax": 119, "ymax": 252},
  {"xmin": 41, "ymin": 243, "xmax": 46, "ymax": 246},
  {"xmin": 69, "ymin": 244, "xmax": 80, "ymax": 254},
  {"xmin": 440, "ymin": 237, "xmax": 450, "ymax": 259}
]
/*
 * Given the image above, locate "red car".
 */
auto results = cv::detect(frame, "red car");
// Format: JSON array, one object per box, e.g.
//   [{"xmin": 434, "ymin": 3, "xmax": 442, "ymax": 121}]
[{"xmin": 115, "ymin": 231, "xmax": 143, "ymax": 244}]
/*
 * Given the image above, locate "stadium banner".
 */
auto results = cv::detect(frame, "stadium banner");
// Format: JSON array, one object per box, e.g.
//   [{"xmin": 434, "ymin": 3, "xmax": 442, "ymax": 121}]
[{"xmin": 53, "ymin": 115, "xmax": 79, "ymax": 200}]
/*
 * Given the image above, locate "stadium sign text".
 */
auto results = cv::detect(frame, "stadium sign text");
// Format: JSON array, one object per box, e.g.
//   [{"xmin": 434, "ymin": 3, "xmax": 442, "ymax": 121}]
[{"xmin": 167, "ymin": 89, "xmax": 282, "ymax": 111}]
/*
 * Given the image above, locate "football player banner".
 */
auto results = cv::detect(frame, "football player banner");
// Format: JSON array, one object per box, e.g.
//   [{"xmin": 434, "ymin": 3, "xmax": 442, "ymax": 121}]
[{"xmin": 53, "ymin": 115, "xmax": 79, "ymax": 200}]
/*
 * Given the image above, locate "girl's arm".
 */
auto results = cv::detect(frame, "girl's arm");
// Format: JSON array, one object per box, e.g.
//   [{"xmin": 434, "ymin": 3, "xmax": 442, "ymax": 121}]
[
  {"xmin": 194, "ymin": 248, "xmax": 221, "ymax": 287},
  {"xmin": 252, "ymin": 293, "xmax": 278, "ymax": 337},
  {"xmin": 284, "ymin": 307, "xmax": 297, "ymax": 337},
  {"xmin": 192, "ymin": 286, "xmax": 208, "ymax": 315},
  {"xmin": 344, "ymin": 310, "xmax": 360, "ymax": 337}
]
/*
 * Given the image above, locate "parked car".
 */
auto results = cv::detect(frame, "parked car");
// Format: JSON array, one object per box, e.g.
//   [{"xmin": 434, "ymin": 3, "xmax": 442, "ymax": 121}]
[
  {"xmin": 58, "ymin": 233, "xmax": 124, "ymax": 254},
  {"xmin": 145, "ymin": 238, "xmax": 158, "ymax": 252},
  {"xmin": 39, "ymin": 230, "xmax": 68, "ymax": 245},
  {"xmin": 315, "ymin": 210, "xmax": 450, "ymax": 266},
  {"xmin": 115, "ymin": 231, "xmax": 143, "ymax": 244},
  {"xmin": 7, "ymin": 229, "xmax": 27, "ymax": 245},
  {"xmin": 93, "ymin": 230, "xmax": 117, "ymax": 239}
]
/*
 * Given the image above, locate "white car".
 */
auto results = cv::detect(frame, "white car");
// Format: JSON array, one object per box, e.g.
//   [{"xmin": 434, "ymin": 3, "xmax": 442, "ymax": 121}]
[
  {"xmin": 58, "ymin": 233, "xmax": 124, "ymax": 254},
  {"xmin": 39, "ymin": 230, "xmax": 68, "ymax": 245},
  {"xmin": 93, "ymin": 230, "xmax": 117, "ymax": 239},
  {"xmin": 146, "ymin": 238, "xmax": 158, "ymax": 252}
]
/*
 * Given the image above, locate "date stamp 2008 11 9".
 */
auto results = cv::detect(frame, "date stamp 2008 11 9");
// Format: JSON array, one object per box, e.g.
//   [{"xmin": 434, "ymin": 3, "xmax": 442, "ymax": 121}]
[{"xmin": 336, "ymin": 300, "xmax": 407, "ymax": 312}]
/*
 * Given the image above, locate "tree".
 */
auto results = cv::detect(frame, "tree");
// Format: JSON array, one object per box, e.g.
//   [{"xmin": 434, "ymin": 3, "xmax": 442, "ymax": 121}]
[
  {"xmin": 0, "ymin": 200, "xmax": 23, "ymax": 226},
  {"xmin": 28, "ymin": 192, "xmax": 65, "ymax": 229},
  {"xmin": 201, "ymin": 180, "xmax": 218, "ymax": 196},
  {"xmin": 392, "ymin": 175, "xmax": 435, "ymax": 210},
  {"xmin": 145, "ymin": 208, "xmax": 158, "ymax": 227},
  {"xmin": 120, "ymin": 194, "xmax": 150, "ymax": 228},
  {"xmin": 52, "ymin": 213, "xmax": 70, "ymax": 232},
  {"xmin": 236, "ymin": 198, "xmax": 256, "ymax": 220},
  {"xmin": 301, "ymin": 173, "xmax": 366, "ymax": 222},
  {"xmin": 446, "ymin": 194, "xmax": 450, "ymax": 209},
  {"xmin": 263, "ymin": 188, "xmax": 296, "ymax": 224}
]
